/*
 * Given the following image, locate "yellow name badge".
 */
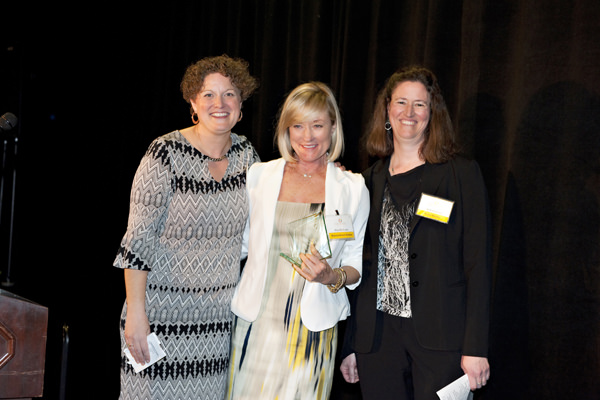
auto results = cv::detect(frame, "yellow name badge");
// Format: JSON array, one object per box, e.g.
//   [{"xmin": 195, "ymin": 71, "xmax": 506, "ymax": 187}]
[
  {"xmin": 416, "ymin": 193, "xmax": 454, "ymax": 224},
  {"xmin": 325, "ymin": 214, "xmax": 355, "ymax": 240}
]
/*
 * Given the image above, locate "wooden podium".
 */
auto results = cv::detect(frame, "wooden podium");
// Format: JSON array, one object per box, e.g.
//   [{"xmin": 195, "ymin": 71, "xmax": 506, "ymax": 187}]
[{"xmin": 0, "ymin": 290, "xmax": 48, "ymax": 399}]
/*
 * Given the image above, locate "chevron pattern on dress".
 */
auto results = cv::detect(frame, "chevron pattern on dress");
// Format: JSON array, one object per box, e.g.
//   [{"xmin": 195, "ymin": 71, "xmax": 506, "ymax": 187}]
[{"xmin": 115, "ymin": 131, "xmax": 260, "ymax": 400}]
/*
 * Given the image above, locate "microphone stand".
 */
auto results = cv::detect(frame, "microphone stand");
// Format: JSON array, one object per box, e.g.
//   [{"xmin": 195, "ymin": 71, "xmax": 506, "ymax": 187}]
[
  {"xmin": 1, "ymin": 132, "xmax": 18, "ymax": 288},
  {"xmin": 0, "ymin": 138, "xmax": 6, "ymax": 227}
]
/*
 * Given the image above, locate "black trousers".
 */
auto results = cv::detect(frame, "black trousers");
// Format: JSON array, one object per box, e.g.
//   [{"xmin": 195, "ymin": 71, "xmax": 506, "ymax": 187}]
[{"xmin": 356, "ymin": 312, "xmax": 463, "ymax": 400}]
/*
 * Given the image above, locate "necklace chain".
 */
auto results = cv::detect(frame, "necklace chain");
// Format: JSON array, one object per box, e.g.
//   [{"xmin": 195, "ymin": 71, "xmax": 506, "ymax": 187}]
[
  {"xmin": 190, "ymin": 126, "xmax": 230, "ymax": 162},
  {"xmin": 289, "ymin": 162, "xmax": 323, "ymax": 178},
  {"xmin": 205, "ymin": 154, "xmax": 227, "ymax": 162}
]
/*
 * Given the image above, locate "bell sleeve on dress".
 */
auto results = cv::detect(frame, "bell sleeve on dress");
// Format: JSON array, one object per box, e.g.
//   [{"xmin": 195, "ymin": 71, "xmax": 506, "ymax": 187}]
[{"xmin": 113, "ymin": 138, "xmax": 173, "ymax": 271}]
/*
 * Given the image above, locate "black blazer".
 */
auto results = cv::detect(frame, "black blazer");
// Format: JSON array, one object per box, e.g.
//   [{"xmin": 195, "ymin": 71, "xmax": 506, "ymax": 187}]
[{"xmin": 345, "ymin": 156, "xmax": 492, "ymax": 357}]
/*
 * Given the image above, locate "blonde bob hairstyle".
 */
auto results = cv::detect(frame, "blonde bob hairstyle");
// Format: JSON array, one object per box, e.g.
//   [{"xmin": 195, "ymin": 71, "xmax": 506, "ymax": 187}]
[{"xmin": 275, "ymin": 82, "xmax": 344, "ymax": 163}]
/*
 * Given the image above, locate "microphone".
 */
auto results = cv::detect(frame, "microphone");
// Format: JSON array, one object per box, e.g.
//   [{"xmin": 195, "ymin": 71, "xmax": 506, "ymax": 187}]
[{"xmin": 0, "ymin": 112, "xmax": 18, "ymax": 131}]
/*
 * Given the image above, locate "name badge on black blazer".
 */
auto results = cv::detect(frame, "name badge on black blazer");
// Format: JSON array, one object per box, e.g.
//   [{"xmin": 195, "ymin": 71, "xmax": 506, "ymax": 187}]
[{"xmin": 416, "ymin": 193, "xmax": 454, "ymax": 224}]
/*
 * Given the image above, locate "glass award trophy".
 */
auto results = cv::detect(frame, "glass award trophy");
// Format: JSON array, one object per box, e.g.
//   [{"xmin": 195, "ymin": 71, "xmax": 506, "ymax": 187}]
[{"xmin": 280, "ymin": 211, "xmax": 332, "ymax": 267}]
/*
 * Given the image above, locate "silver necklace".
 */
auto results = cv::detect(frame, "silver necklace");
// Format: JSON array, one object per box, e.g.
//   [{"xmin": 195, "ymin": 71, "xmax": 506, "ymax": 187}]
[{"xmin": 290, "ymin": 162, "xmax": 321, "ymax": 178}]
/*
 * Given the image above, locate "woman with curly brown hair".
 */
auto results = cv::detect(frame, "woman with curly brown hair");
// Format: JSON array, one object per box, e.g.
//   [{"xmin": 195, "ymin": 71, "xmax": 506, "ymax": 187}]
[{"xmin": 114, "ymin": 54, "xmax": 260, "ymax": 400}]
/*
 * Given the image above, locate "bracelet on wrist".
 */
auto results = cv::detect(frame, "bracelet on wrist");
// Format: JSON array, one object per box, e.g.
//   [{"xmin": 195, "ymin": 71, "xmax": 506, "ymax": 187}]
[{"xmin": 327, "ymin": 267, "xmax": 347, "ymax": 293}]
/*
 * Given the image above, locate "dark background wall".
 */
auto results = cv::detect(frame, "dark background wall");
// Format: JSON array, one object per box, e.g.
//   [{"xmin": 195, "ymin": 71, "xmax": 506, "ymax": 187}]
[{"xmin": 0, "ymin": 1, "xmax": 598, "ymax": 399}]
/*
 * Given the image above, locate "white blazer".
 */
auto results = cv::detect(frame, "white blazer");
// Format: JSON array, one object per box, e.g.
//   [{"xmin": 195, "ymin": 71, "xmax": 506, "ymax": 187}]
[{"xmin": 231, "ymin": 158, "xmax": 370, "ymax": 332}]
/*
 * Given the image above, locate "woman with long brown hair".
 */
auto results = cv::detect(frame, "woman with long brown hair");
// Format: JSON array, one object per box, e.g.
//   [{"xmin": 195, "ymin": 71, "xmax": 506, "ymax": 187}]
[{"xmin": 341, "ymin": 66, "xmax": 492, "ymax": 400}]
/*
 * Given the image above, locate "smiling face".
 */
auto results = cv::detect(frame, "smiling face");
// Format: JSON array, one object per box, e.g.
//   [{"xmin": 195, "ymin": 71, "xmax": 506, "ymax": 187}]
[
  {"xmin": 190, "ymin": 73, "xmax": 242, "ymax": 136},
  {"xmin": 387, "ymin": 80, "xmax": 431, "ymax": 145},
  {"xmin": 288, "ymin": 110, "xmax": 334, "ymax": 164}
]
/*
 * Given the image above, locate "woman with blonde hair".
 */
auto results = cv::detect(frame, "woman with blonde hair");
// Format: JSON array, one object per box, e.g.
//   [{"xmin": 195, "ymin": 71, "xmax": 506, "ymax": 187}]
[{"xmin": 227, "ymin": 82, "xmax": 369, "ymax": 399}]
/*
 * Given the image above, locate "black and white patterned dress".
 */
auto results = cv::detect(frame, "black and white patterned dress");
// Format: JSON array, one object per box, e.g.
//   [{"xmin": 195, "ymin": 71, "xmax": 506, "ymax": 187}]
[{"xmin": 114, "ymin": 131, "xmax": 259, "ymax": 400}]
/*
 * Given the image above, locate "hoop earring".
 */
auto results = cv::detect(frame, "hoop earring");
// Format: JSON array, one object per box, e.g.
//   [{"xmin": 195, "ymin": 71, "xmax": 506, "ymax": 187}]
[
  {"xmin": 191, "ymin": 112, "xmax": 199, "ymax": 125},
  {"xmin": 385, "ymin": 121, "xmax": 392, "ymax": 131},
  {"xmin": 238, "ymin": 111, "xmax": 243, "ymax": 122}
]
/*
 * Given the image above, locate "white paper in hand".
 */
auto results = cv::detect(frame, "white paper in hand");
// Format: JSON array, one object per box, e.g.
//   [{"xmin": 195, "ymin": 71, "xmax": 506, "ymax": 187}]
[
  {"xmin": 436, "ymin": 374, "xmax": 473, "ymax": 400},
  {"xmin": 123, "ymin": 332, "xmax": 167, "ymax": 373}
]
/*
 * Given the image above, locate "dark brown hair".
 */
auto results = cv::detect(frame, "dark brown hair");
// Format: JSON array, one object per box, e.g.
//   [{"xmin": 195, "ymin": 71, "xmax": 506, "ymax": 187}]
[{"xmin": 365, "ymin": 66, "xmax": 457, "ymax": 163}]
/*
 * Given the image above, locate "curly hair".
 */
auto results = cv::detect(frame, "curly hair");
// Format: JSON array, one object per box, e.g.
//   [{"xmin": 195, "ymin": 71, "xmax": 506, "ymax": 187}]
[
  {"xmin": 180, "ymin": 54, "xmax": 259, "ymax": 104},
  {"xmin": 365, "ymin": 66, "xmax": 457, "ymax": 163}
]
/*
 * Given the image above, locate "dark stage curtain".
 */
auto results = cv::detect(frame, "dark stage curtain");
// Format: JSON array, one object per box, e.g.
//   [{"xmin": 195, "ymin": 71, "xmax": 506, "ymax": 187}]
[{"xmin": 1, "ymin": 1, "xmax": 599, "ymax": 399}]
